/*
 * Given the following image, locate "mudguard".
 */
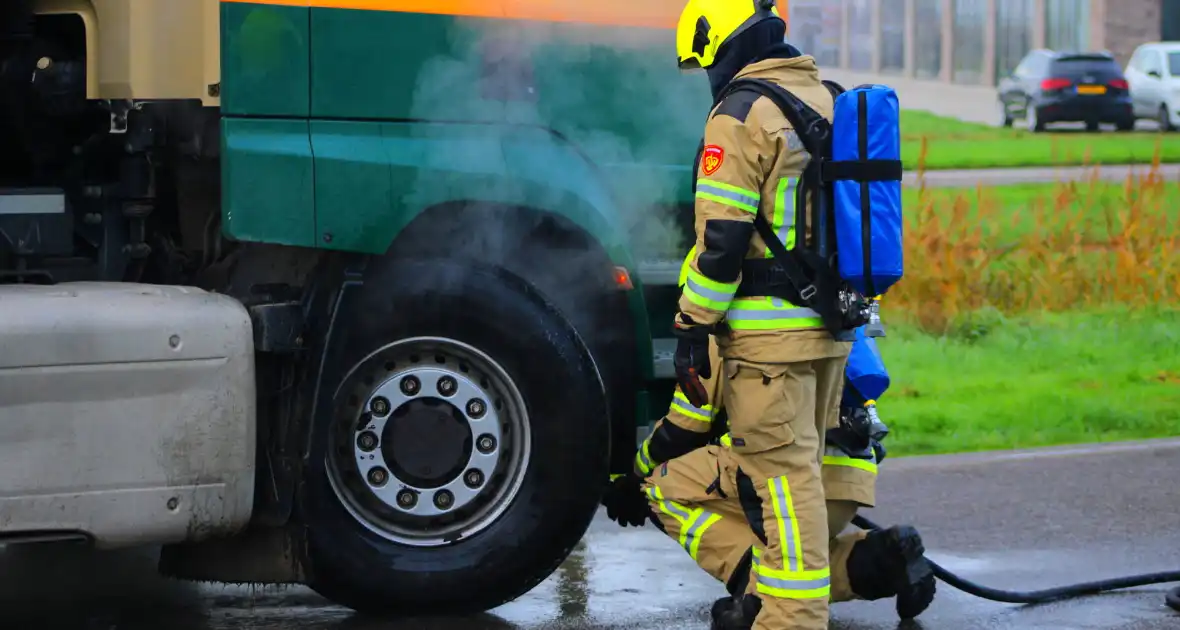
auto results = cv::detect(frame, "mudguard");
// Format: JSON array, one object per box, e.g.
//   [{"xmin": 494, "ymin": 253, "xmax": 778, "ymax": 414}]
[{"xmin": 220, "ymin": 119, "xmax": 654, "ymax": 380}]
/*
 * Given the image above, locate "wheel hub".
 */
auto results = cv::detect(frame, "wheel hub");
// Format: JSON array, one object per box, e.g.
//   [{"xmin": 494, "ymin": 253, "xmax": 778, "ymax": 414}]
[
  {"xmin": 381, "ymin": 398, "xmax": 472, "ymax": 489},
  {"xmin": 354, "ymin": 367, "xmax": 502, "ymax": 518},
  {"xmin": 327, "ymin": 337, "xmax": 531, "ymax": 547}
]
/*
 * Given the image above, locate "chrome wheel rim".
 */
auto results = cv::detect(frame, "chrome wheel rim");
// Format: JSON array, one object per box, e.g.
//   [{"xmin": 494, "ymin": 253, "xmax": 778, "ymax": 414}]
[{"xmin": 326, "ymin": 337, "xmax": 532, "ymax": 547}]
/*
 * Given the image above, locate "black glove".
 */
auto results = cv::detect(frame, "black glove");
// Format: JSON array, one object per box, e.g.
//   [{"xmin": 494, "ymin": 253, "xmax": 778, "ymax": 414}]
[
  {"xmin": 602, "ymin": 473, "xmax": 648, "ymax": 528},
  {"xmin": 673, "ymin": 314, "xmax": 713, "ymax": 409},
  {"xmin": 872, "ymin": 439, "xmax": 887, "ymax": 464}
]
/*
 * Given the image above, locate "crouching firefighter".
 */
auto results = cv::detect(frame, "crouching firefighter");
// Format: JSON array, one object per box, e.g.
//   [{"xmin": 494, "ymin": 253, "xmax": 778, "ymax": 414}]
[
  {"xmin": 610, "ymin": 1, "xmax": 909, "ymax": 628},
  {"xmin": 602, "ymin": 277, "xmax": 935, "ymax": 628},
  {"xmin": 656, "ymin": 3, "xmax": 855, "ymax": 628}
]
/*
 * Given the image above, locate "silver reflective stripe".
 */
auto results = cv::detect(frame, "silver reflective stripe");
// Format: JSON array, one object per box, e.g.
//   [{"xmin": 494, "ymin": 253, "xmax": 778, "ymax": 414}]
[
  {"xmin": 682, "ymin": 510, "xmax": 714, "ymax": 553},
  {"xmin": 776, "ymin": 178, "xmax": 797, "ymax": 246},
  {"xmin": 685, "ymin": 276, "xmax": 735, "ymax": 302},
  {"xmin": 756, "ymin": 573, "xmax": 831, "ymax": 592},
  {"xmin": 671, "ymin": 396, "xmax": 712, "ymax": 419},
  {"xmin": 697, "ymin": 182, "xmax": 759, "ymax": 208},
  {"xmin": 727, "ymin": 306, "xmax": 821, "ymax": 321},
  {"xmin": 771, "ymin": 477, "xmax": 800, "ymax": 571},
  {"xmin": 661, "ymin": 500, "xmax": 692, "ymax": 521}
]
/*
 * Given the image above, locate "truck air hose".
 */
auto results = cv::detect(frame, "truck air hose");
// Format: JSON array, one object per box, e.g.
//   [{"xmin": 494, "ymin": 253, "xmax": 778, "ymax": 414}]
[{"xmin": 852, "ymin": 515, "xmax": 1180, "ymax": 612}]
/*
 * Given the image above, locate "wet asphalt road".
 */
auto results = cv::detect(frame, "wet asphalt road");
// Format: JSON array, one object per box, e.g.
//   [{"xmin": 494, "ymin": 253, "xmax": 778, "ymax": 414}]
[{"xmin": 2, "ymin": 439, "xmax": 1178, "ymax": 630}]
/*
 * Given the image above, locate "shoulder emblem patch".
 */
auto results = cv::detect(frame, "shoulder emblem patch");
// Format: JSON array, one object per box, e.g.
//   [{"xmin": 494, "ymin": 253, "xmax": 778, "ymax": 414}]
[{"xmin": 701, "ymin": 145, "xmax": 725, "ymax": 176}]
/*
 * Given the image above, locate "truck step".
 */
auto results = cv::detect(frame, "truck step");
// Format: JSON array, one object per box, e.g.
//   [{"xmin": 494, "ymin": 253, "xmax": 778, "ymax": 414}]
[
  {"xmin": 636, "ymin": 260, "xmax": 680, "ymax": 287},
  {"xmin": 651, "ymin": 337, "xmax": 676, "ymax": 379}
]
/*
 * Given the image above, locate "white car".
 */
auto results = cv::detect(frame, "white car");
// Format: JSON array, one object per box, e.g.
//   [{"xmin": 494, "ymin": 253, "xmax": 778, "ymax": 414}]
[{"xmin": 1124, "ymin": 42, "xmax": 1180, "ymax": 131}]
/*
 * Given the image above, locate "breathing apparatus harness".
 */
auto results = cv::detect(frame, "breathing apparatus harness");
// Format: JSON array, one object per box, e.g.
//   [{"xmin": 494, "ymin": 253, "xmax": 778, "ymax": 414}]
[{"xmin": 703, "ymin": 75, "xmax": 874, "ymax": 342}]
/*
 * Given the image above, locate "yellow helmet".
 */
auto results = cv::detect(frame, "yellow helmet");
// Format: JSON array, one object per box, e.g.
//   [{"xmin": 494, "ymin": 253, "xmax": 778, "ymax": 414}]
[{"xmin": 676, "ymin": 0, "xmax": 782, "ymax": 70}]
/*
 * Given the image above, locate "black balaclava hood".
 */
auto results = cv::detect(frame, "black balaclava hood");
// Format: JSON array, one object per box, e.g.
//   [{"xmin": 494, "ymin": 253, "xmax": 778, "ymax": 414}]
[{"xmin": 706, "ymin": 17, "xmax": 802, "ymax": 101}]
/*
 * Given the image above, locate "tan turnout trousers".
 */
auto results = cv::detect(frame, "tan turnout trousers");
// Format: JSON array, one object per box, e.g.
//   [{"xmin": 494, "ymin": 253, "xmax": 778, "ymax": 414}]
[
  {"xmin": 640, "ymin": 338, "xmax": 881, "ymax": 616},
  {"xmin": 668, "ymin": 53, "xmax": 858, "ymax": 630}
]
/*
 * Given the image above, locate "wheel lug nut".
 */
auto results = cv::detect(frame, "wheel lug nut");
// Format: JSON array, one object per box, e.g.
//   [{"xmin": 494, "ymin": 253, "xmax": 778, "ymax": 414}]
[
  {"xmin": 476, "ymin": 434, "xmax": 496, "ymax": 454},
  {"xmin": 464, "ymin": 469, "xmax": 485, "ymax": 488},
  {"xmin": 466, "ymin": 398, "xmax": 486, "ymax": 418},
  {"xmin": 367, "ymin": 467, "xmax": 389, "ymax": 487},
  {"xmin": 396, "ymin": 489, "xmax": 417, "ymax": 508},
  {"xmin": 357, "ymin": 431, "xmax": 379, "ymax": 452},
  {"xmin": 400, "ymin": 375, "xmax": 420, "ymax": 396},
  {"xmin": 370, "ymin": 396, "xmax": 390, "ymax": 416},
  {"xmin": 434, "ymin": 490, "xmax": 454, "ymax": 509},
  {"xmin": 437, "ymin": 376, "xmax": 457, "ymax": 396}
]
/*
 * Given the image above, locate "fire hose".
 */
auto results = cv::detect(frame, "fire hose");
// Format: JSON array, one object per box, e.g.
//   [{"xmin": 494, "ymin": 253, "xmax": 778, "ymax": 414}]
[{"xmin": 852, "ymin": 515, "xmax": 1180, "ymax": 613}]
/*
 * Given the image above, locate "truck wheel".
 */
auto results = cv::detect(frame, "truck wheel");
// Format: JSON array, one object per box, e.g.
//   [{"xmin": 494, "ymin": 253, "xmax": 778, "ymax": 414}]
[{"xmin": 301, "ymin": 259, "xmax": 609, "ymax": 616}]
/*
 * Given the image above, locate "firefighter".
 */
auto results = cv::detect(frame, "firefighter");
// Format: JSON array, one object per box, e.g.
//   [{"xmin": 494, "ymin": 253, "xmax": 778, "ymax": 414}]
[
  {"xmin": 637, "ymin": 2, "xmax": 926, "ymax": 626},
  {"xmin": 666, "ymin": 1, "xmax": 843, "ymax": 627},
  {"xmin": 602, "ymin": 257, "xmax": 936, "ymax": 625}
]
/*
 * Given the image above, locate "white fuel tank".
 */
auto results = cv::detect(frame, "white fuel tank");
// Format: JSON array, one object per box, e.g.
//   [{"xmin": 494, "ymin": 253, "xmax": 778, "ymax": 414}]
[{"xmin": 0, "ymin": 282, "xmax": 256, "ymax": 548}]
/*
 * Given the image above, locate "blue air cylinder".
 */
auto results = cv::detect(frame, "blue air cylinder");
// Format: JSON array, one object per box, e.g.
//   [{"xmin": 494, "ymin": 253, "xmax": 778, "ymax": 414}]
[{"xmin": 842, "ymin": 326, "xmax": 890, "ymax": 408}]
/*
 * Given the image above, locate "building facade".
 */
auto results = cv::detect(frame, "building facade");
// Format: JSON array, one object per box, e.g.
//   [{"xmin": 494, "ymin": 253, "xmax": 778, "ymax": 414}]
[{"xmin": 787, "ymin": 0, "xmax": 1177, "ymax": 86}]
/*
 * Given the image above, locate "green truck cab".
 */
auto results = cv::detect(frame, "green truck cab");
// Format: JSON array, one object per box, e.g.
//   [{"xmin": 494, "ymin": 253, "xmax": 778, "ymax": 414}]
[{"xmin": 0, "ymin": 0, "xmax": 732, "ymax": 614}]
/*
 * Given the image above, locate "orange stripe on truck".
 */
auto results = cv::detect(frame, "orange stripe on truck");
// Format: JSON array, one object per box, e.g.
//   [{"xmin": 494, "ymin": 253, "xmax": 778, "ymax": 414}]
[{"xmin": 221, "ymin": 0, "xmax": 788, "ymax": 30}]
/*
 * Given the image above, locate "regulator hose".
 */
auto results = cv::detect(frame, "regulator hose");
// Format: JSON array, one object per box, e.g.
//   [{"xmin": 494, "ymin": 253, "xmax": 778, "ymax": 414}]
[{"xmin": 852, "ymin": 515, "xmax": 1180, "ymax": 611}]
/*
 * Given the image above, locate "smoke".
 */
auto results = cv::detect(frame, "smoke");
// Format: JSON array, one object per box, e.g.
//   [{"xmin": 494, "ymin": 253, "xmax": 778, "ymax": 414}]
[{"xmin": 400, "ymin": 16, "xmax": 710, "ymax": 292}]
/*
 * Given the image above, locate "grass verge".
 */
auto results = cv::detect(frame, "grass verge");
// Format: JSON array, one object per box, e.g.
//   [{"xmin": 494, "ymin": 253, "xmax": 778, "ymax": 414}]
[
  {"xmin": 900, "ymin": 110, "xmax": 1180, "ymax": 170},
  {"xmin": 878, "ymin": 308, "xmax": 1180, "ymax": 457}
]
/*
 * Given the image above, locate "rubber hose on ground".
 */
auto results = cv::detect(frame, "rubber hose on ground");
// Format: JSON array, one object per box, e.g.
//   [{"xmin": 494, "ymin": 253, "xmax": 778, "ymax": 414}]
[{"xmin": 852, "ymin": 515, "xmax": 1180, "ymax": 611}]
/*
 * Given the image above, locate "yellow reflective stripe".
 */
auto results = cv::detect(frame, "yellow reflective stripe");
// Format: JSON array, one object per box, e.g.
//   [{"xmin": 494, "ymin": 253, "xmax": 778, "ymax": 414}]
[
  {"xmin": 697, "ymin": 179, "xmax": 760, "ymax": 202},
  {"xmin": 823, "ymin": 445, "xmax": 879, "ymax": 474},
  {"xmin": 752, "ymin": 547, "xmax": 832, "ymax": 599},
  {"xmin": 823, "ymin": 455, "xmax": 878, "ymax": 474},
  {"xmin": 754, "ymin": 575, "xmax": 832, "ymax": 599},
  {"xmin": 679, "ymin": 508, "xmax": 722, "ymax": 560},
  {"xmin": 768, "ymin": 476, "xmax": 803, "ymax": 573},
  {"xmin": 683, "ymin": 268, "xmax": 739, "ymax": 311},
  {"xmin": 825, "ymin": 457, "xmax": 882, "ymax": 476},
  {"xmin": 691, "ymin": 512, "xmax": 722, "ymax": 559},
  {"xmin": 646, "ymin": 486, "xmax": 719, "ymax": 562},
  {"xmin": 670, "ymin": 390, "xmax": 714, "ymax": 423},
  {"xmin": 647, "ymin": 486, "xmax": 692, "ymax": 525},
  {"xmin": 635, "ymin": 439, "xmax": 654, "ymax": 475},
  {"xmin": 696, "ymin": 179, "xmax": 760, "ymax": 214},
  {"xmin": 719, "ymin": 432, "xmax": 733, "ymax": 448},
  {"xmin": 678, "ymin": 246, "xmax": 696, "ymax": 287},
  {"xmin": 764, "ymin": 177, "xmax": 798, "ymax": 258},
  {"xmin": 687, "ymin": 267, "xmax": 739, "ymax": 294},
  {"xmin": 726, "ymin": 297, "xmax": 823, "ymax": 331}
]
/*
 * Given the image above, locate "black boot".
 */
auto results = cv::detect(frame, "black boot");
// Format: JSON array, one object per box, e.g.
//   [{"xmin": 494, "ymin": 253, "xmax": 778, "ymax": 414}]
[
  {"xmin": 847, "ymin": 525, "xmax": 936, "ymax": 619},
  {"xmin": 709, "ymin": 594, "xmax": 761, "ymax": 630}
]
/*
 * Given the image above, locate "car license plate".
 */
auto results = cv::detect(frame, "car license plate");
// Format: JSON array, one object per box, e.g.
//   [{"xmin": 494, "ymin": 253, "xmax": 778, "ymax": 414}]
[{"xmin": 1077, "ymin": 84, "xmax": 1106, "ymax": 95}]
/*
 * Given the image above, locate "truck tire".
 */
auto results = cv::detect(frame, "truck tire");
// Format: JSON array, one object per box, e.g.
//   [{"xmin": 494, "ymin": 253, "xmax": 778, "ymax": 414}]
[{"xmin": 300, "ymin": 258, "xmax": 609, "ymax": 616}]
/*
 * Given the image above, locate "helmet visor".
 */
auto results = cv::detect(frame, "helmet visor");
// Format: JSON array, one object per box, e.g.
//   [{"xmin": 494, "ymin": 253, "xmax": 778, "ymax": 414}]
[{"xmin": 678, "ymin": 55, "xmax": 704, "ymax": 72}]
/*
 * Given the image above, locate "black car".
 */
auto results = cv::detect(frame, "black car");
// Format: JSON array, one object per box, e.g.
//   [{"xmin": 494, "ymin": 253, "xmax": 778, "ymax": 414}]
[{"xmin": 997, "ymin": 49, "xmax": 1134, "ymax": 132}]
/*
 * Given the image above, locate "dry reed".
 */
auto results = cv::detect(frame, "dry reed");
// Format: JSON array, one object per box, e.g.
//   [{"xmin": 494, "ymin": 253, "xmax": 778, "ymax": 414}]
[{"xmin": 887, "ymin": 137, "xmax": 1179, "ymax": 333}]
